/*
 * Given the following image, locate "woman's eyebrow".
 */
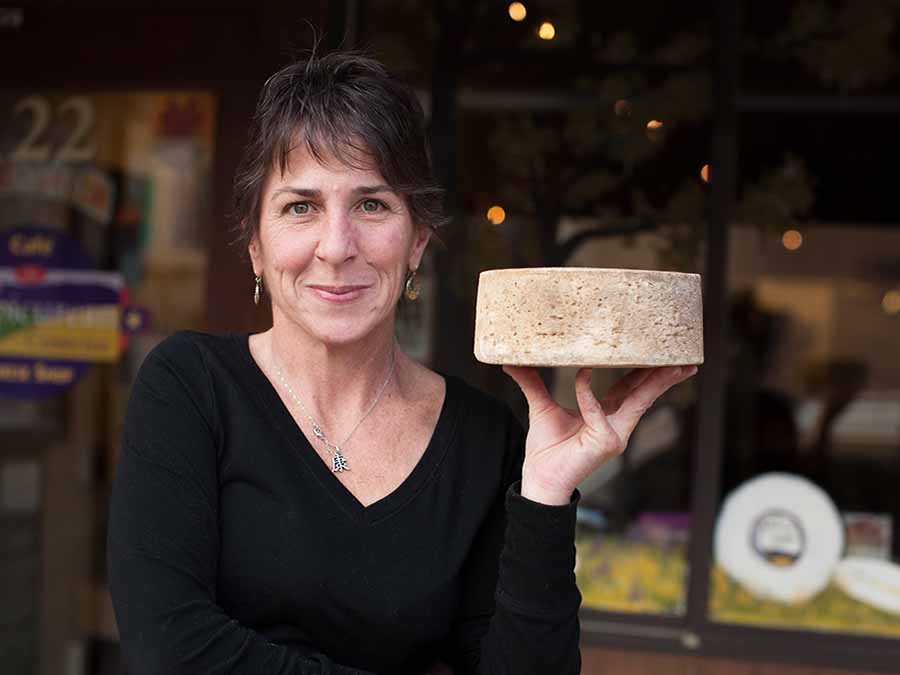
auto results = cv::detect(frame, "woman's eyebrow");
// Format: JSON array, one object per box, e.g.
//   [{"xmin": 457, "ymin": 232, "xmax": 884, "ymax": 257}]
[
  {"xmin": 271, "ymin": 187, "xmax": 321, "ymax": 200},
  {"xmin": 270, "ymin": 185, "xmax": 397, "ymax": 200},
  {"xmin": 355, "ymin": 184, "xmax": 396, "ymax": 195}
]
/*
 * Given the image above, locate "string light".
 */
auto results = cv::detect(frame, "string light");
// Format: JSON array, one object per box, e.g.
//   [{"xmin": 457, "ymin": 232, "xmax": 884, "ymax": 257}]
[
  {"xmin": 486, "ymin": 205, "xmax": 506, "ymax": 225},
  {"xmin": 614, "ymin": 99, "xmax": 632, "ymax": 117},
  {"xmin": 701, "ymin": 164, "xmax": 710, "ymax": 183},
  {"xmin": 782, "ymin": 229, "xmax": 803, "ymax": 250},
  {"xmin": 882, "ymin": 289, "xmax": 900, "ymax": 315},
  {"xmin": 538, "ymin": 21, "xmax": 556, "ymax": 40},
  {"xmin": 645, "ymin": 119, "xmax": 664, "ymax": 141},
  {"xmin": 508, "ymin": 2, "xmax": 527, "ymax": 21}
]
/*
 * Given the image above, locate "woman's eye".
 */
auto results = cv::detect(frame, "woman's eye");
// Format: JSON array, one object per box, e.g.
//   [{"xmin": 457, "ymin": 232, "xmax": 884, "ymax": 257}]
[
  {"xmin": 361, "ymin": 199, "xmax": 383, "ymax": 213},
  {"xmin": 288, "ymin": 202, "xmax": 311, "ymax": 216}
]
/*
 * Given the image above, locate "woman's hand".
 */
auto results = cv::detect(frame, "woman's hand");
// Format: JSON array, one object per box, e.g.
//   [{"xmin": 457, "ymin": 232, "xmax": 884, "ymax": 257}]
[{"xmin": 503, "ymin": 365, "xmax": 699, "ymax": 506}]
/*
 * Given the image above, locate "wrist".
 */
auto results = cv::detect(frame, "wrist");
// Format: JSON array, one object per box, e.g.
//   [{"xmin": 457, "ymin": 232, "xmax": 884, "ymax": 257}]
[{"xmin": 520, "ymin": 472, "xmax": 573, "ymax": 506}]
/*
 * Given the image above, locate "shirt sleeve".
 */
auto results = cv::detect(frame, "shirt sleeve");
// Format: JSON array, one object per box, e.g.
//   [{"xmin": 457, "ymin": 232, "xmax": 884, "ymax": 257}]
[
  {"xmin": 106, "ymin": 334, "xmax": 375, "ymax": 675},
  {"xmin": 442, "ymin": 412, "xmax": 582, "ymax": 675}
]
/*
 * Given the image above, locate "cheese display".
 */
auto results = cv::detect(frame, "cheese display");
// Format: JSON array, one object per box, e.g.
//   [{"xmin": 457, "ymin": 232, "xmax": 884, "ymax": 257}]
[{"xmin": 474, "ymin": 267, "xmax": 704, "ymax": 367}]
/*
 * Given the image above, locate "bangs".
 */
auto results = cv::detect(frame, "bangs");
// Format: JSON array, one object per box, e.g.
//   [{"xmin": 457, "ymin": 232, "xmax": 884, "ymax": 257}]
[{"xmin": 275, "ymin": 124, "xmax": 378, "ymax": 179}]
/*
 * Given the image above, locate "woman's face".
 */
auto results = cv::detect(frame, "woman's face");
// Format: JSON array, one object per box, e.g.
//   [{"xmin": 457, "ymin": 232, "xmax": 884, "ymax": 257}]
[{"xmin": 249, "ymin": 143, "xmax": 430, "ymax": 347}]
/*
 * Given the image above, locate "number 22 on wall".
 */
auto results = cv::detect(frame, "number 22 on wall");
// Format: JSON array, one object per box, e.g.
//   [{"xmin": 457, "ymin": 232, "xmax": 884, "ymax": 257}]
[{"xmin": 7, "ymin": 96, "xmax": 96, "ymax": 163}]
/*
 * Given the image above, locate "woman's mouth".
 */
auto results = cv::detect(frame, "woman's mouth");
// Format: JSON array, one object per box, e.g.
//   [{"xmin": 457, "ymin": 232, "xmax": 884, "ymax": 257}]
[{"xmin": 307, "ymin": 284, "xmax": 371, "ymax": 303}]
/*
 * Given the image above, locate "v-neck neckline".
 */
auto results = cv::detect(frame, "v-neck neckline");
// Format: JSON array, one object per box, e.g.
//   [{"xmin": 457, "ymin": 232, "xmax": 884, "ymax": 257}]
[{"xmin": 232, "ymin": 332, "xmax": 459, "ymax": 525}]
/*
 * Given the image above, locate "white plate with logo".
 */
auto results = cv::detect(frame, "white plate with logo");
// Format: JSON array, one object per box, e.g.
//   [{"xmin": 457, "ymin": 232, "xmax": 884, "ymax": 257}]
[{"xmin": 714, "ymin": 472, "xmax": 844, "ymax": 604}]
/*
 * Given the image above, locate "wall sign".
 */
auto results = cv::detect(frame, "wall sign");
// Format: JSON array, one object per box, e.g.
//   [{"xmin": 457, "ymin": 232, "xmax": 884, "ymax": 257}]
[
  {"xmin": 0, "ymin": 163, "xmax": 115, "ymax": 225},
  {"xmin": 0, "ymin": 226, "xmax": 123, "ymax": 398}
]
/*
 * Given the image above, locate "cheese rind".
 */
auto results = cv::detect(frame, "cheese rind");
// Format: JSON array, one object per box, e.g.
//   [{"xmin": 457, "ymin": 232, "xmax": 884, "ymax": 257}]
[{"xmin": 474, "ymin": 267, "xmax": 704, "ymax": 368}]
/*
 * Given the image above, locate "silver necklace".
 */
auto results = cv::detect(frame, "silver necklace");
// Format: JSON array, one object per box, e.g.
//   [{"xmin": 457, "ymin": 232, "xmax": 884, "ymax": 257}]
[{"xmin": 272, "ymin": 344, "xmax": 397, "ymax": 473}]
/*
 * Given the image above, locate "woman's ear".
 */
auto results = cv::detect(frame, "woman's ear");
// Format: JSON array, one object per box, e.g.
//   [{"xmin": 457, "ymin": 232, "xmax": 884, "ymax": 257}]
[
  {"xmin": 248, "ymin": 233, "xmax": 263, "ymax": 276},
  {"xmin": 409, "ymin": 225, "xmax": 432, "ymax": 271}
]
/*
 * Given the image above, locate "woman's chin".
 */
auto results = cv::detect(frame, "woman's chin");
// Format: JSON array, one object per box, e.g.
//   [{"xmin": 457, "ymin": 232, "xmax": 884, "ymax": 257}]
[{"xmin": 302, "ymin": 317, "xmax": 392, "ymax": 348}]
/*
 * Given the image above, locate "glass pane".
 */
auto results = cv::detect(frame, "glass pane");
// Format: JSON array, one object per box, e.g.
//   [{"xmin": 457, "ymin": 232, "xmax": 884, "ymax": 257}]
[{"xmin": 710, "ymin": 217, "xmax": 900, "ymax": 638}]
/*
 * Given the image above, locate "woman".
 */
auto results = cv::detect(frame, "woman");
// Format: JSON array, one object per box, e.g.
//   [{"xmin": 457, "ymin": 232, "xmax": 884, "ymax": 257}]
[{"xmin": 107, "ymin": 51, "xmax": 697, "ymax": 675}]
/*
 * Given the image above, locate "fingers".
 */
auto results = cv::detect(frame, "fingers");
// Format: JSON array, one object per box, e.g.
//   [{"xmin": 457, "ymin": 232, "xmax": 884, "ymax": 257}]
[
  {"xmin": 502, "ymin": 365, "xmax": 555, "ymax": 417},
  {"xmin": 574, "ymin": 368, "xmax": 604, "ymax": 427},
  {"xmin": 600, "ymin": 368, "xmax": 656, "ymax": 414},
  {"xmin": 609, "ymin": 365, "xmax": 697, "ymax": 441},
  {"xmin": 574, "ymin": 368, "xmax": 622, "ymax": 454}
]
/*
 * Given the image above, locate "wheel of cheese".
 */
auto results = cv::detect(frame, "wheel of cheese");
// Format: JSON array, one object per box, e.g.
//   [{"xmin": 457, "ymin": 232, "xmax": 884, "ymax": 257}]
[
  {"xmin": 714, "ymin": 472, "xmax": 844, "ymax": 604},
  {"xmin": 473, "ymin": 267, "xmax": 704, "ymax": 368},
  {"xmin": 833, "ymin": 557, "xmax": 900, "ymax": 616}
]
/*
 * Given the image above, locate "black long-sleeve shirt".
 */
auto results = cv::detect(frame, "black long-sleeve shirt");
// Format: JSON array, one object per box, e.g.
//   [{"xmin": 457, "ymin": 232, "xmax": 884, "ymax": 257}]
[{"xmin": 107, "ymin": 331, "xmax": 581, "ymax": 675}]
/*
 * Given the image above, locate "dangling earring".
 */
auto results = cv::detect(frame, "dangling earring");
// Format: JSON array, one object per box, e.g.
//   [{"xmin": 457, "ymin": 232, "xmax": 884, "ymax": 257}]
[
  {"xmin": 404, "ymin": 268, "xmax": 420, "ymax": 301},
  {"xmin": 253, "ymin": 275, "xmax": 262, "ymax": 306}
]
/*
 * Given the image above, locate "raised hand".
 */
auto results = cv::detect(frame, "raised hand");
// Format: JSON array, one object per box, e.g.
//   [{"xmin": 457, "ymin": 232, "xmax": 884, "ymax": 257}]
[{"xmin": 503, "ymin": 365, "xmax": 698, "ymax": 505}]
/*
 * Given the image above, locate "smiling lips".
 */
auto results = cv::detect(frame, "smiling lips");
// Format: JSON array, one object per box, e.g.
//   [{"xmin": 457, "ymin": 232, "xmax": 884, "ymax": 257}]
[{"xmin": 307, "ymin": 284, "xmax": 371, "ymax": 303}]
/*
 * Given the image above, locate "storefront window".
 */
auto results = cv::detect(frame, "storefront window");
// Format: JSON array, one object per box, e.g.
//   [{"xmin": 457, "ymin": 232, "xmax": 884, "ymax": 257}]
[
  {"xmin": 704, "ymin": 0, "xmax": 900, "ymax": 638},
  {"xmin": 709, "ymin": 212, "xmax": 900, "ymax": 636},
  {"xmin": 0, "ymin": 90, "xmax": 215, "ymax": 673}
]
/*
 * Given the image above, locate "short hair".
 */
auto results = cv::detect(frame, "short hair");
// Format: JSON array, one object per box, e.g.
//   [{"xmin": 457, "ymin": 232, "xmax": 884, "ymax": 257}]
[{"xmin": 232, "ymin": 50, "xmax": 448, "ymax": 252}]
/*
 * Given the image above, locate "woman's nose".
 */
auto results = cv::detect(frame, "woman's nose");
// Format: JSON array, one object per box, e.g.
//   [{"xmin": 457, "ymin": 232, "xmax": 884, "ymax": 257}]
[{"xmin": 314, "ymin": 211, "xmax": 358, "ymax": 264}]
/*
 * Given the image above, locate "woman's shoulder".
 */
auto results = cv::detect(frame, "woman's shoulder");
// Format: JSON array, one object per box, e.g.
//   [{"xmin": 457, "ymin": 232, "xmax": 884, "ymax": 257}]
[
  {"xmin": 146, "ymin": 329, "xmax": 238, "ymax": 357},
  {"xmin": 141, "ymin": 330, "xmax": 244, "ymax": 375},
  {"xmin": 132, "ymin": 331, "xmax": 251, "ymax": 415},
  {"xmin": 399, "ymin": 356, "xmax": 521, "ymax": 443},
  {"xmin": 439, "ymin": 372, "xmax": 526, "ymax": 484},
  {"xmin": 433, "ymin": 370, "xmax": 523, "ymax": 442},
  {"xmin": 403, "ymin": 357, "xmax": 510, "ymax": 416}
]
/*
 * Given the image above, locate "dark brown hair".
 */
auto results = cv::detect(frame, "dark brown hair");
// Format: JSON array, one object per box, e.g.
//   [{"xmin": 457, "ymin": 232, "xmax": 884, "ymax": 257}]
[{"xmin": 232, "ymin": 50, "xmax": 448, "ymax": 252}]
